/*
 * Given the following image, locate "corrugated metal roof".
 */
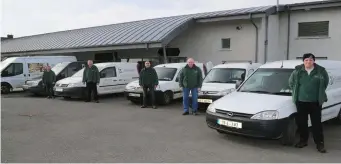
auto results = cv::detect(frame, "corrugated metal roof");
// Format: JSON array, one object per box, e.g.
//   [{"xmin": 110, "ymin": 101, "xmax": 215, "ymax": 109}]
[{"xmin": 1, "ymin": 5, "xmax": 274, "ymax": 54}]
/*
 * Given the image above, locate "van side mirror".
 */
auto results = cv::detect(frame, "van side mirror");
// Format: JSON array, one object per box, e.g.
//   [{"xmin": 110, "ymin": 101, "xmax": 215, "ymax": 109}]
[
  {"xmin": 235, "ymin": 80, "xmax": 242, "ymax": 89},
  {"xmin": 175, "ymin": 77, "xmax": 179, "ymax": 82}
]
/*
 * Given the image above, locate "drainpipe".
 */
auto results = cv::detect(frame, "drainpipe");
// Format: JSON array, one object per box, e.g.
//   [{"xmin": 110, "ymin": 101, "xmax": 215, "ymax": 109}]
[
  {"xmin": 264, "ymin": 15, "xmax": 269, "ymax": 63},
  {"xmin": 162, "ymin": 45, "xmax": 168, "ymax": 64},
  {"xmin": 286, "ymin": 6, "xmax": 291, "ymax": 60},
  {"xmin": 249, "ymin": 13, "xmax": 259, "ymax": 63}
]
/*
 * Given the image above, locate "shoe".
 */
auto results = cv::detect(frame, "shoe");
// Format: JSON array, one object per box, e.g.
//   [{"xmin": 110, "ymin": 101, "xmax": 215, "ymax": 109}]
[
  {"xmin": 46, "ymin": 96, "xmax": 51, "ymax": 99},
  {"xmin": 317, "ymin": 143, "xmax": 327, "ymax": 153},
  {"xmin": 141, "ymin": 106, "xmax": 147, "ymax": 108},
  {"xmin": 84, "ymin": 100, "xmax": 90, "ymax": 102},
  {"xmin": 95, "ymin": 100, "xmax": 99, "ymax": 103},
  {"xmin": 152, "ymin": 106, "xmax": 157, "ymax": 109},
  {"xmin": 182, "ymin": 112, "xmax": 189, "ymax": 115},
  {"xmin": 295, "ymin": 141, "xmax": 308, "ymax": 148}
]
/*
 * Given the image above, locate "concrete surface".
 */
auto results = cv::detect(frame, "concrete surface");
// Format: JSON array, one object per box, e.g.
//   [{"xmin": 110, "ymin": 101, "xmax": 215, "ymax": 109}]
[{"xmin": 1, "ymin": 92, "xmax": 341, "ymax": 163}]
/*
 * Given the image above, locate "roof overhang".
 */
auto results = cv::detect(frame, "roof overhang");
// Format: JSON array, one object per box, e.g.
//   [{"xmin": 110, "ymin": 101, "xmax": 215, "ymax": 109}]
[
  {"xmin": 1, "ymin": 42, "xmax": 162, "ymax": 57},
  {"xmin": 195, "ymin": 13, "xmax": 266, "ymax": 23},
  {"xmin": 288, "ymin": 1, "xmax": 341, "ymax": 11}
]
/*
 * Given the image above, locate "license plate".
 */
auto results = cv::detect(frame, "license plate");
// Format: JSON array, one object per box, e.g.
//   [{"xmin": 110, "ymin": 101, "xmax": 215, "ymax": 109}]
[
  {"xmin": 55, "ymin": 88, "xmax": 63, "ymax": 92},
  {"xmin": 129, "ymin": 93, "xmax": 140, "ymax": 97},
  {"xmin": 22, "ymin": 85, "xmax": 29, "ymax": 89},
  {"xmin": 198, "ymin": 99, "xmax": 212, "ymax": 103},
  {"xmin": 217, "ymin": 119, "xmax": 242, "ymax": 129}
]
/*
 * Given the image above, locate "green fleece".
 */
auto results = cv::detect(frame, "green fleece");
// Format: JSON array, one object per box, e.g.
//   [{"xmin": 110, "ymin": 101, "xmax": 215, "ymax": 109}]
[
  {"xmin": 82, "ymin": 65, "xmax": 100, "ymax": 83},
  {"xmin": 42, "ymin": 71, "xmax": 56, "ymax": 84},
  {"xmin": 289, "ymin": 63, "xmax": 329, "ymax": 105},
  {"xmin": 179, "ymin": 64, "xmax": 203, "ymax": 88},
  {"xmin": 139, "ymin": 67, "xmax": 159, "ymax": 86}
]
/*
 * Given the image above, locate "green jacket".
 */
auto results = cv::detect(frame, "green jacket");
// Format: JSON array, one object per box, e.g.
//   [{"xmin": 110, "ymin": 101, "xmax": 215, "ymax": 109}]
[
  {"xmin": 139, "ymin": 67, "xmax": 159, "ymax": 86},
  {"xmin": 179, "ymin": 64, "xmax": 203, "ymax": 88},
  {"xmin": 82, "ymin": 65, "xmax": 100, "ymax": 83},
  {"xmin": 42, "ymin": 71, "xmax": 56, "ymax": 84},
  {"xmin": 289, "ymin": 63, "xmax": 329, "ymax": 105}
]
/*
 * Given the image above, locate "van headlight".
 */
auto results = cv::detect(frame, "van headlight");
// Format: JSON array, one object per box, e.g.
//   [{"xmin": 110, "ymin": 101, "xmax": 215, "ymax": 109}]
[
  {"xmin": 251, "ymin": 110, "xmax": 279, "ymax": 120},
  {"xmin": 206, "ymin": 104, "xmax": 216, "ymax": 113},
  {"xmin": 219, "ymin": 88, "xmax": 235, "ymax": 96},
  {"xmin": 68, "ymin": 82, "xmax": 85, "ymax": 87}
]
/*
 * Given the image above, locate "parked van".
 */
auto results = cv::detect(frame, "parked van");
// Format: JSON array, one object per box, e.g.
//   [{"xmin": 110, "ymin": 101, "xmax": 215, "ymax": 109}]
[
  {"xmin": 197, "ymin": 62, "xmax": 261, "ymax": 108},
  {"xmin": 53, "ymin": 62, "xmax": 138, "ymax": 99},
  {"xmin": 0, "ymin": 56, "xmax": 77, "ymax": 94},
  {"xmin": 23, "ymin": 61, "xmax": 91, "ymax": 96},
  {"xmin": 125, "ymin": 62, "xmax": 209, "ymax": 105},
  {"xmin": 206, "ymin": 60, "xmax": 341, "ymax": 145}
]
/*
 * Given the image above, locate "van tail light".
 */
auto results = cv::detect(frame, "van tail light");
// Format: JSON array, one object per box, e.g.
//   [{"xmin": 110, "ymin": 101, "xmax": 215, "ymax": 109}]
[{"xmin": 203, "ymin": 64, "xmax": 207, "ymax": 76}]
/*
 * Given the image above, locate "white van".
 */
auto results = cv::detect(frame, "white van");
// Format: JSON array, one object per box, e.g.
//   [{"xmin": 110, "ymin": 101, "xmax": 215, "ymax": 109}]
[
  {"xmin": 53, "ymin": 62, "xmax": 138, "ymax": 99},
  {"xmin": 197, "ymin": 62, "xmax": 261, "ymax": 108},
  {"xmin": 0, "ymin": 56, "xmax": 77, "ymax": 94},
  {"xmin": 206, "ymin": 60, "xmax": 341, "ymax": 145},
  {"xmin": 125, "ymin": 62, "xmax": 208, "ymax": 105}
]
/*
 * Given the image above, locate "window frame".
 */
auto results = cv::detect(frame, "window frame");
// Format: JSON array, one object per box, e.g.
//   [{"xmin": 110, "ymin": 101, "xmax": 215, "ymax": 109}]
[
  {"xmin": 100, "ymin": 67, "xmax": 117, "ymax": 78},
  {"xmin": 221, "ymin": 38, "xmax": 231, "ymax": 49},
  {"xmin": 1, "ymin": 63, "xmax": 23, "ymax": 77},
  {"xmin": 298, "ymin": 21, "xmax": 329, "ymax": 38}
]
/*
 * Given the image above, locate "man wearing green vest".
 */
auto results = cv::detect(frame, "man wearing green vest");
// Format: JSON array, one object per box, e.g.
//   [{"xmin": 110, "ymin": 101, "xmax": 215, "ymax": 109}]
[
  {"xmin": 139, "ymin": 61, "xmax": 159, "ymax": 109},
  {"xmin": 83, "ymin": 60, "xmax": 100, "ymax": 103},
  {"xmin": 42, "ymin": 65, "xmax": 56, "ymax": 99},
  {"xmin": 289, "ymin": 53, "xmax": 329, "ymax": 153}
]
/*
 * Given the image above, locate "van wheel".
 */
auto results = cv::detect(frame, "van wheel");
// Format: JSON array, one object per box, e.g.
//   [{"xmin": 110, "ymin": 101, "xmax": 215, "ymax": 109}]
[
  {"xmin": 162, "ymin": 91, "xmax": 173, "ymax": 105},
  {"xmin": 333, "ymin": 108, "xmax": 341, "ymax": 125},
  {"xmin": 280, "ymin": 117, "xmax": 297, "ymax": 146},
  {"xmin": 1, "ymin": 83, "xmax": 12, "ymax": 94}
]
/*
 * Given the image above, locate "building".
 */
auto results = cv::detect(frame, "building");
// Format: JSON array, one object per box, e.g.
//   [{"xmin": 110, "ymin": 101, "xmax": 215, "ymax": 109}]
[{"xmin": 1, "ymin": 0, "xmax": 341, "ymax": 65}]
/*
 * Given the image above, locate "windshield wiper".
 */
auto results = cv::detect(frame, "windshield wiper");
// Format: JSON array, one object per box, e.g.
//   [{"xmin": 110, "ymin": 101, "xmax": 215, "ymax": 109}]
[
  {"xmin": 271, "ymin": 92, "xmax": 292, "ymax": 96},
  {"xmin": 205, "ymin": 80, "xmax": 224, "ymax": 83},
  {"xmin": 240, "ymin": 90, "xmax": 271, "ymax": 94},
  {"xmin": 159, "ymin": 78, "xmax": 171, "ymax": 81}
]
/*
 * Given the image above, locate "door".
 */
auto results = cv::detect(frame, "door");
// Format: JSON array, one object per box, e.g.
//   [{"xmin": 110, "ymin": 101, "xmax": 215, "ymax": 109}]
[
  {"xmin": 98, "ymin": 67, "xmax": 119, "ymax": 94},
  {"xmin": 1, "ymin": 63, "xmax": 25, "ymax": 88}
]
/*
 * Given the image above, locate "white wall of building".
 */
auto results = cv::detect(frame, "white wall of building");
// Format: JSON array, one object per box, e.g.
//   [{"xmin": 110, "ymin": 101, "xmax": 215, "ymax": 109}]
[
  {"xmin": 169, "ymin": 19, "xmax": 264, "ymax": 65},
  {"xmin": 268, "ymin": 8, "xmax": 341, "ymax": 61}
]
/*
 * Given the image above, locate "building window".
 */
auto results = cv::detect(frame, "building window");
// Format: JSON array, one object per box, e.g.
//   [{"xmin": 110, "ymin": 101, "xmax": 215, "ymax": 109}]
[
  {"xmin": 221, "ymin": 38, "xmax": 231, "ymax": 49},
  {"xmin": 298, "ymin": 21, "xmax": 329, "ymax": 37}
]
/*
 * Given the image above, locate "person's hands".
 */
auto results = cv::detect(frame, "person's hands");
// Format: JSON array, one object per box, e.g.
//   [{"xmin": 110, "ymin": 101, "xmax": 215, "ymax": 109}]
[
  {"xmin": 198, "ymin": 88, "xmax": 201, "ymax": 92},
  {"xmin": 155, "ymin": 85, "xmax": 158, "ymax": 88}
]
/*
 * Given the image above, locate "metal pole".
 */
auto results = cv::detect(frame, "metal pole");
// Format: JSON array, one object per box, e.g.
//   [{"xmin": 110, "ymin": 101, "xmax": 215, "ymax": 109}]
[
  {"xmin": 276, "ymin": 0, "xmax": 280, "ymax": 12},
  {"xmin": 163, "ymin": 46, "xmax": 168, "ymax": 64}
]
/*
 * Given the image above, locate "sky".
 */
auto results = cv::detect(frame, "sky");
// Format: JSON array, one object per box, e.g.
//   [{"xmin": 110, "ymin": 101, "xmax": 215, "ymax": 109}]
[{"xmin": 1, "ymin": 0, "xmax": 321, "ymax": 37}]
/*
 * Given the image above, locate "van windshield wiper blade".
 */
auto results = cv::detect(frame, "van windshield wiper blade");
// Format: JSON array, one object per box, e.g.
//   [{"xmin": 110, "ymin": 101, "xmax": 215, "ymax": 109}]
[
  {"xmin": 240, "ymin": 90, "xmax": 271, "ymax": 94},
  {"xmin": 205, "ymin": 80, "xmax": 224, "ymax": 83},
  {"xmin": 271, "ymin": 92, "xmax": 292, "ymax": 96}
]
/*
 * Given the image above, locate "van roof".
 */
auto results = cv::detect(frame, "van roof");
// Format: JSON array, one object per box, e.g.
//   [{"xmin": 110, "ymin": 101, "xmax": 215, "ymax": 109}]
[
  {"xmin": 155, "ymin": 62, "xmax": 203, "ymax": 69},
  {"xmin": 94, "ymin": 62, "xmax": 137, "ymax": 68},
  {"xmin": 213, "ymin": 63, "xmax": 261, "ymax": 69},
  {"xmin": 260, "ymin": 60, "xmax": 341, "ymax": 69}
]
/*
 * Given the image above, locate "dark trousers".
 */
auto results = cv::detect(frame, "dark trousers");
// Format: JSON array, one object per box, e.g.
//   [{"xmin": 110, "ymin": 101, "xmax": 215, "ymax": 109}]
[
  {"xmin": 45, "ymin": 83, "xmax": 54, "ymax": 97},
  {"xmin": 86, "ymin": 82, "xmax": 98, "ymax": 101},
  {"xmin": 296, "ymin": 101, "xmax": 324, "ymax": 144},
  {"xmin": 142, "ymin": 86, "xmax": 155, "ymax": 106}
]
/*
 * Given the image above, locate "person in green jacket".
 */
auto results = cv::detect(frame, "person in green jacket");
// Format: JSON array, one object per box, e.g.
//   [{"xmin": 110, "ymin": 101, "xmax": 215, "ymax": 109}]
[
  {"xmin": 139, "ymin": 61, "xmax": 159, "ymax": 109},
  {"xmin": 289, "ymin": 53, "xmax": 329, "ymax": 153},
  {"xmin": 179, "ymin": 58, "xmax": 203, "ymax": 116},
  {"xmin": 82, "ymin": 60, "xmax": 100, "ymax": 103},
  {"xmin": 42, "ymin": 65, "xmax": 56, "ymax": 99}
]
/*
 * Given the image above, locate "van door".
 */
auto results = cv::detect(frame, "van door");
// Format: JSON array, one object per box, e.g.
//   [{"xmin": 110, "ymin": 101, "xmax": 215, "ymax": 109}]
[
  {"xmin": 1, "ymin": 63, "xmax": 25, "ymax": 88},
  {"xmin": 98, "ymin": 67, "xmax": 119, "ymax": 94}
]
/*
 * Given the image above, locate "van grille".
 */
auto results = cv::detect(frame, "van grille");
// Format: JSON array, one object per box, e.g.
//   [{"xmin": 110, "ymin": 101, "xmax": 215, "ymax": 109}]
[{"xmin": 216, "ymin": 109, "xmax": 253, "ymax": 118}]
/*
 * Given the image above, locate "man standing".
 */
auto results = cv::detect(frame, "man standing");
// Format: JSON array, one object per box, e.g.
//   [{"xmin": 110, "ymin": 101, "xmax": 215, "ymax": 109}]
[
  {"xmin": 139, "ymin": 61, "xmax": 158, "ymax": 109},
  {"xmin": 289, "ymin": 53, "xmax": 329, "ymax": 153},
  {"xmin": 42, "ymin": 65, "xmax": 56, "ymax": 99},
  {"xmin": 179, "ymin": 58, "xmax": 203, "ymax": 116},
  {"xmin": 83, "ymin": 60, "xmax": 100, "ymax": 103}
]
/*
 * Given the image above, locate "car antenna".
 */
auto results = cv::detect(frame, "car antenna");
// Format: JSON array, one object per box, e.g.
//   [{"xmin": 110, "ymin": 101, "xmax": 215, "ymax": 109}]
[{"xmin": 280, "ymin": 60, "xmax": 284, "ymax": 68}]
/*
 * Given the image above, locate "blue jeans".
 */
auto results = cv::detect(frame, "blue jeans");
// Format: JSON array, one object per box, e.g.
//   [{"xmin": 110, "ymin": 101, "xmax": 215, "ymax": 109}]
[{"xmin": 183, "ymin": 88, "xmax": 198, "ymax": 113}]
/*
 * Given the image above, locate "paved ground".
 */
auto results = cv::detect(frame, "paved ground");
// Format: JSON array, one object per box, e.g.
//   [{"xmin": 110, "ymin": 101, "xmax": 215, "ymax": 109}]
[{"xmin": 1, "ymin": 92, "xmax": 341, "ymax": 163}]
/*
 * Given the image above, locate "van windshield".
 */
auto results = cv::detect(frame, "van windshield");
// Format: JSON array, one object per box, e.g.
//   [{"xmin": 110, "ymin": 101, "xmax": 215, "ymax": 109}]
[
  {"xmin": 154, "ymin": 67, "xmax": 177, "ymax": 81},
  {"xmin": 204, "ymin": 68, "xmax": 246, "ymax": 83},
  {"xmin": 72, "ymin": 68, "xmax": 84, "ymax": 77},
  {"xmin": 238, "ymin": 68, "xmax": 294, "ymax": 96},
  {"xmin": 52, "ymin": 62, "xmax": 69, "ymax": 75}
]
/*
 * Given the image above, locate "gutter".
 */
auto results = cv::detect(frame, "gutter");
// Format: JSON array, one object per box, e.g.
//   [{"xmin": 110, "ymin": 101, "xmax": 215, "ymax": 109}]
[
  {"xmin": 286, "ymin": 5, "xmax": 291, "ymax": 60},
  {"xmin": 249, "ymin": 13, "xmax": 259, "ymax": 63}
]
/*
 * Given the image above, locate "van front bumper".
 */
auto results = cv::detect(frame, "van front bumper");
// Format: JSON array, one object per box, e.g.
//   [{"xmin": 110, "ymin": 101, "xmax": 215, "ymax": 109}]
[
  {"xmin": 54, "ymin": 87, "xmax": 86, "ymax": 98},
  {"xmin": 124, "ymin": 90, "xmax": 165, "ymax": 103},
  {"xmin": 25, "ymin": 85, "xmax": 45, "ymax": 95},
  {"xmin": 206, "ymin": 111, "xmax": 288, "ymax": 139}
]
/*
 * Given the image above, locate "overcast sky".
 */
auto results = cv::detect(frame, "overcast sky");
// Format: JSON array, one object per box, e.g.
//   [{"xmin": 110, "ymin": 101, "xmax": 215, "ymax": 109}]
[{"xmin": 1, "ymin": 0, "xmax": 320, "ymax": 37}]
